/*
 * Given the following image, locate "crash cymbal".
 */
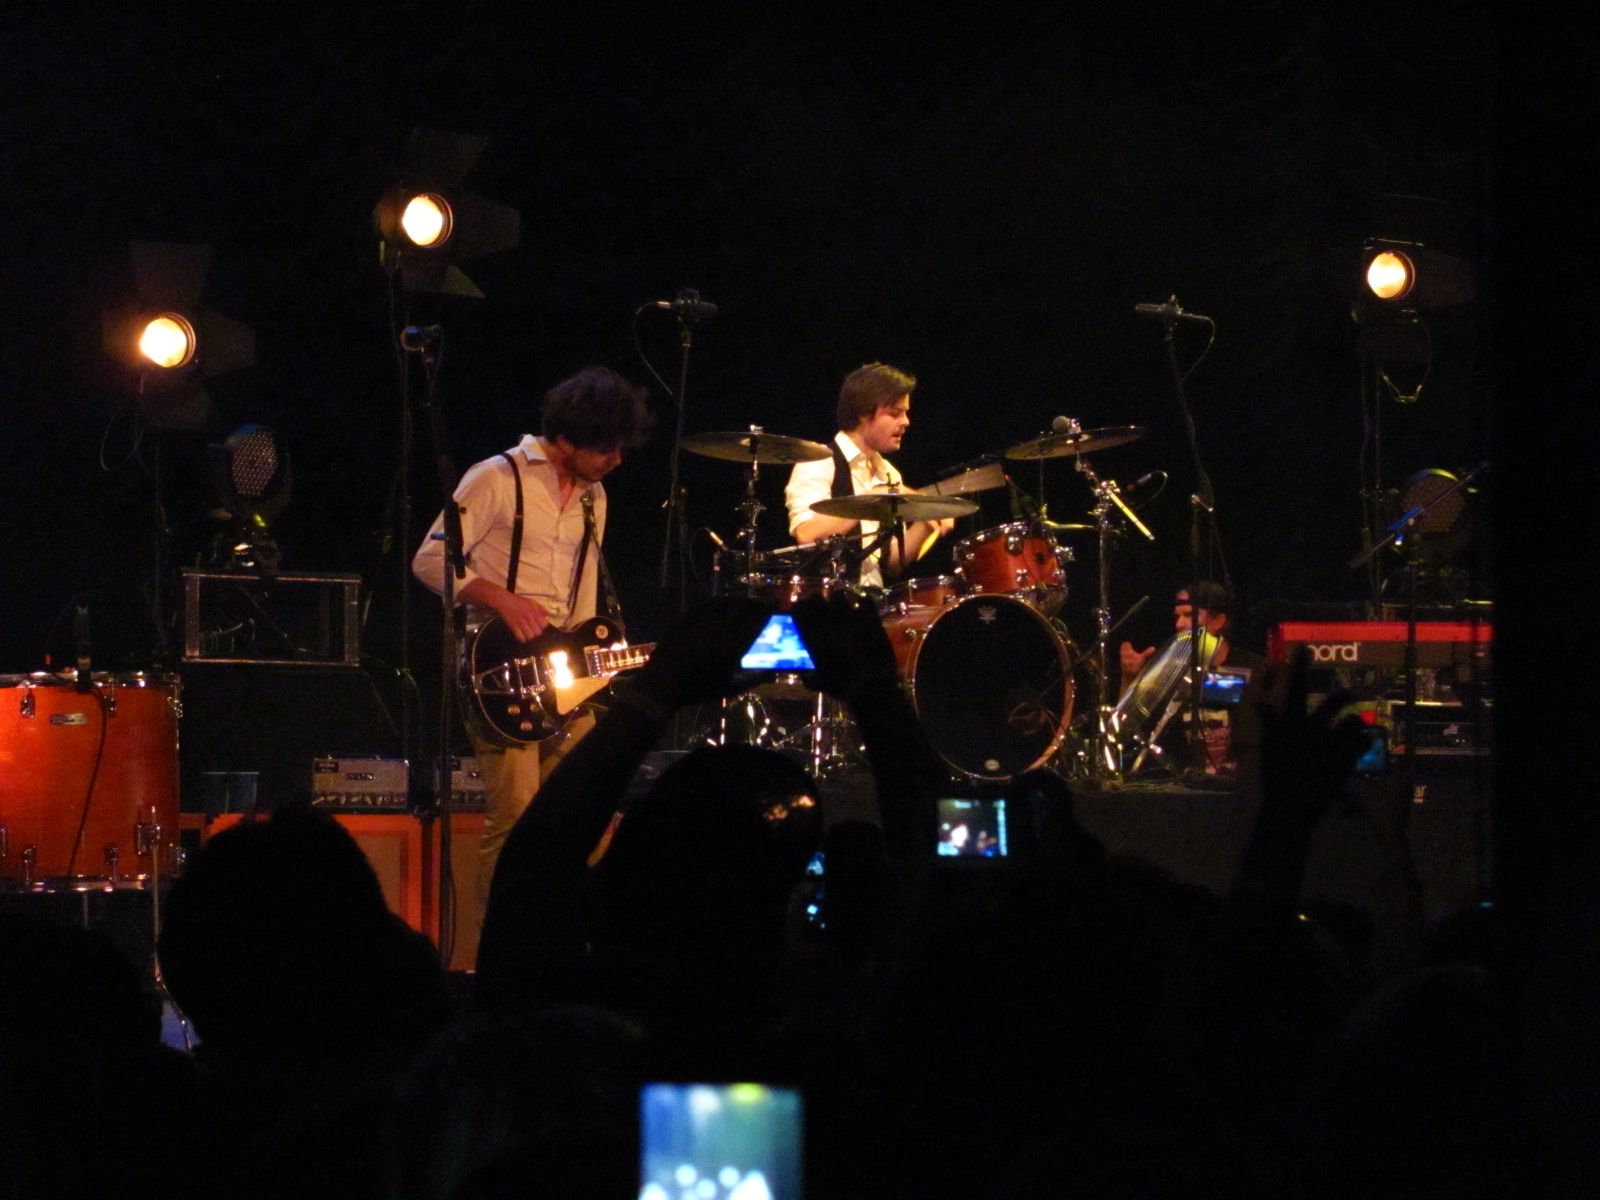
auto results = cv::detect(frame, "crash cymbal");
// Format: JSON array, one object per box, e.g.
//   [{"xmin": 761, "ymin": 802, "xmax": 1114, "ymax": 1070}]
[
  {"xmin": 1004, "ymin": 425, "xmax": 1145, "ymax": 460},
  {"xmin": 810, "ymin": 493, "xmax": 978, "ymax": 523},
  {"xmin": 681, "ymin": 430, "xmax": 832, "ymax": 464}
]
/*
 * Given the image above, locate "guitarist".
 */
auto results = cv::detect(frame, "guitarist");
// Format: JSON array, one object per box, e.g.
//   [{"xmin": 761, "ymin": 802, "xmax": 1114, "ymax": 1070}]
[
  {"xmin": 782, "ymin": 361, "xmax": 957, "ymax": 588},
  {"xmin": 412, "ymin": 365, "xmax": 652, "ymax": 907}
]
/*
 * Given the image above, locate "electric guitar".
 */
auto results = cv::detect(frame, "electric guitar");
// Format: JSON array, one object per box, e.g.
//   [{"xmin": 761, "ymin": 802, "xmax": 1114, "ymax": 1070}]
[{"xmin": 462, "ymin": 614, "xmax": 655, "ymax": 745}]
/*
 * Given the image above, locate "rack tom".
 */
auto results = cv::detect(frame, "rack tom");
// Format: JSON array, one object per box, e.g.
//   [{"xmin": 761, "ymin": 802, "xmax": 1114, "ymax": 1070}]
[{"xmin": 954, "ymin": 522, "xmax": 1069, "ymax": 614}]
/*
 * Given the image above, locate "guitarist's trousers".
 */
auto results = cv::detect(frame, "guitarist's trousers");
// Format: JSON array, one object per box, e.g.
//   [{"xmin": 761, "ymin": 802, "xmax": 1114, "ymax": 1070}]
[{"xmin": 467, "ymin": 707, "xmax": 598, "ymax": 923}]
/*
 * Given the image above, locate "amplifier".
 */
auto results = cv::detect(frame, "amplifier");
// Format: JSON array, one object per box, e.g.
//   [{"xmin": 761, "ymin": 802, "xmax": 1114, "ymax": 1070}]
[
  {"xmin": 446, "ymin": 756, "xmax": 487, "ymax": 812},
  {"xmin": 311, "ymin": 756, "xmax": 410, "ymax": 811}
]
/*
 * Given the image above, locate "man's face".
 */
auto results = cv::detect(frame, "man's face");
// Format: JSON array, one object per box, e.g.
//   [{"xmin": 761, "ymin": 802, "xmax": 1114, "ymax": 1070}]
[
  {"xmin": 1174, "ymin": 592, "xmax": 1225, "ymax": 635},
  {"xmin": 853, "ymin": 393, "xmax": 912, "ymax": 456},
  {"xmin": 557, "ymin": 437, "xmax": 624, "ymax": 484}
]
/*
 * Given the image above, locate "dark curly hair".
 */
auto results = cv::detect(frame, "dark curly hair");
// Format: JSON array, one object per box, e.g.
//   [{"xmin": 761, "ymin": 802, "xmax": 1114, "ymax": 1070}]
[{"xmin": 541, "ymin": 366, "xmax": 653, "ymax": 451}]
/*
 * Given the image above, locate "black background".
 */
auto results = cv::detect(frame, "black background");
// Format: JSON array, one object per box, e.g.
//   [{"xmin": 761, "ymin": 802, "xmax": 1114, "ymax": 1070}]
[{"xmin": 1, "ymin": 5, "xmax": 1495, "ymax": 714}]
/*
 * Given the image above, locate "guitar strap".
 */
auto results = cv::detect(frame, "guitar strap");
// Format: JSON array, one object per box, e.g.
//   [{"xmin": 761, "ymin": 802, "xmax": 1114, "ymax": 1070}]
[
  {"xmin": 569, "ymin": 488, "xmax": 621, "ymax": 621},
  {"xmin": 499, "ymin": 451, "xmax": 525, "ymax": 596}
]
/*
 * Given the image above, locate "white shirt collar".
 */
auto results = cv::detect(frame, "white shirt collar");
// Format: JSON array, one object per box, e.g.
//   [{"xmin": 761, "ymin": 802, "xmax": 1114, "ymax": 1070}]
[{"xmin": 516, "ymin": 434, "xmax": 551, "ymax": 463}]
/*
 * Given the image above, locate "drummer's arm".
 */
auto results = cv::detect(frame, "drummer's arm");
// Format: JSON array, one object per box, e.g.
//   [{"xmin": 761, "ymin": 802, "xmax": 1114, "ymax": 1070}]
[
  {"xmin": 895, "ymin": 517, "xmax": 957, "ymax": 567},
  {"xmin": 786, "ymin": 457, "xmax": 858, "ymax": 544}
]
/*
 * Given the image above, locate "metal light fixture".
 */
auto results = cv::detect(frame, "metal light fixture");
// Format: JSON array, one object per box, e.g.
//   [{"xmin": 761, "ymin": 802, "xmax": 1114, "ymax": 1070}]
[
  {"xmin": 374, "ymin": 129, "xmax": 521, "ymax": 298},
  {"xmin": 102, "ymin": 242, "xmax": 255, "ymax": 429},
  {"xmin": 211, "ymin": 424, "xmax": 292, "ymax": 571}
]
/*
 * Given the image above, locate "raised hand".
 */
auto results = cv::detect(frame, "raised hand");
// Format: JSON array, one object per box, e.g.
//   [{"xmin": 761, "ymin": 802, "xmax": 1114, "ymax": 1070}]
[
  {"xmin": 1235, "ymin": 647, "xmax": 1372, "ymax": 826},
  {"xmin": 630, "ymin": 595, "xmax": 775, "ymax": 711},
  {"xmin": 789, "ymin": 590, "xmax": 902, "ymax": 703}
]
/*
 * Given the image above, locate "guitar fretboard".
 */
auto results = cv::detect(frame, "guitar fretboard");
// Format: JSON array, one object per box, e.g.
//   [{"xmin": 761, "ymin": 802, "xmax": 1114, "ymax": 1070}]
[{"xmin": 585, "ymin": 643, "xmax": 655, "ymax": 676}]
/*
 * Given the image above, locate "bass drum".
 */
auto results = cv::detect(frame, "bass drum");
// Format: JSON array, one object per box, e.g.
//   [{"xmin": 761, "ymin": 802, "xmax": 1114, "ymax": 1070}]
[
  {"xmin": 881, "ymin": 594, "xmax": 1073, "ymax": 780},
  {"xmin": 0, "ymin": 673, "xmax": 181, "ymax": 887}
]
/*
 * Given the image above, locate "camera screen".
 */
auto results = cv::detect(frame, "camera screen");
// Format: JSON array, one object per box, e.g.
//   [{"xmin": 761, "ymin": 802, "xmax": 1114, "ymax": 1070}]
[
  {"xmin": 1200, "ymin": 668, "xmax": 1250, "ymax": 706},
  {"xmin": 936, "ymin": 797, "xmax": 1008, "ymax": 858},
  {"xmin": 739, "ymin": 614, "xmax": 816, "ymax": 671},
  {"xmin": 639, "ymin": 1083, "xmax": 803, "ymax": 1200},
  {"xmin": 1354, "ymin": 725, "xmax": 1388, "ymax": 773}
]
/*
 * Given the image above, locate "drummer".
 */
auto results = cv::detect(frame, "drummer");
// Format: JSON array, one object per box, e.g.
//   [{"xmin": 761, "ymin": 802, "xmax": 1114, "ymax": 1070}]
[{"xmin": 784, "ymin": 362, "xmax": 956, "ymax": 588}]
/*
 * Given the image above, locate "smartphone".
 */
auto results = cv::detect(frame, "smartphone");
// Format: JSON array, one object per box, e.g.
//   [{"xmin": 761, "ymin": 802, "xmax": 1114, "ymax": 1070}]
[
  {"xmin": 639, "ymin": 1083, "xmax": 803, "ymax": 1200},
  {"xmin": 739, "ymin": 613, "xmax": 816, "ymax": 671},
  {"xmin": 935, "ymin": 796, "xmax": 1008, "ymax": 858}
]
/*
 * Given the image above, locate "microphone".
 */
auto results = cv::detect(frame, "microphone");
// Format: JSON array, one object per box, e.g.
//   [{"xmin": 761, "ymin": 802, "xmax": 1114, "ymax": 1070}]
[
  {"xmin": 652, "ymin": 289, "xmax": 719, "ymax": 320},
  {"xmin": 1124, "ymin": 470, "xmax": 1166, "ymax": 494},
  {"xmin": 1134, "ymin": 297, "xmax": 1211, "ymax": 324},
  {"xmin": 1007, "ymin": 478, "xmax": 1041, "ymax": 522},
  {"xmin": 73, "ymin": 600, "xmax": 92, "ymax": 693},
  {"xmin": 400, "ymin": 324, "xmax": 443, "ymax": 350}
]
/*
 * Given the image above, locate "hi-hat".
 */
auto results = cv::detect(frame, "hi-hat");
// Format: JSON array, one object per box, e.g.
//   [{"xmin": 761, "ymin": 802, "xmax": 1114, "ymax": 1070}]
[
  {"xmin": 682, "ymin": 430, "xmax": 831, "ymax": 464},
  {"xmin": 810, "ymin": 493, "xmax": 978, "ymax": 523},
  {"xmin": 1005, "ymin": 426, "xmax": 1145, "ymax": 460}
]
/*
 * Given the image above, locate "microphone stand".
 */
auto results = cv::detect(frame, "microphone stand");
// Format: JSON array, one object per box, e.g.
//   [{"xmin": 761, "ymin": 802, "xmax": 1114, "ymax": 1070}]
[
  {"xmin": 1147, "ymin": 298, "xmax": 1221, "ymax": 774},
  {"xmin": 656, "ymin": 306, "xmax": 708, "ymax": 615},
  {"xmin": 412, "ymin": 330, "xmax": 467, "ymax": 966},
  {"xmin": 1347, "ymin": 461, "xmax": 1490, "ymax": 819}
]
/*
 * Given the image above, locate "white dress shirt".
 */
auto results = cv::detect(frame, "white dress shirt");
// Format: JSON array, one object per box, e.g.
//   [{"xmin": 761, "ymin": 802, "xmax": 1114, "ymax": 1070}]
[
  {"xmin": 784, "ymin": 431, "xmax": 902, "ymax": 589},
  {"xmin": 412, "ymin": 434, "xmax": 606, "ymax": 630}
]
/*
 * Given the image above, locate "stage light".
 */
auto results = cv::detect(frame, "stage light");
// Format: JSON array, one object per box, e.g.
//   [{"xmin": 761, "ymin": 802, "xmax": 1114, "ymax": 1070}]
[
  {"xmin": 1353, "ymin": 237, "xmax": 1475, "ymax": 322},
  {"xmin": 138, "ymin": 314, "xmax": 197, "ymax": 368},
  {"xmin": 374, "ymin": 129, "xmax": 520, "ymax": 298},
  {"xmin": 101, "ymin": 242, "xmax": 255, "ymax": 429},
  {"xmin": 1400, "ymin": 467, "xmax": 1465, "ymax": 536},
  {"xmin": 1365, "ymin": 250, "xmax": 1414, "ymax": 301},
  {"xmin": 401, "ymin": 193, "xmax": 452, "ymax": 248},
  {"xmin": 211, "ymin": 424, "xmax": 292, "ymax": 570}
]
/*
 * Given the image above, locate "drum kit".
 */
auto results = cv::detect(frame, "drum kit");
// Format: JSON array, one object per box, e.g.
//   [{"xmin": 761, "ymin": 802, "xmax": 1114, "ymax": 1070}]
[
  {"xmin": 681, "ymin": 420, "xmax": 1157, "ymax": 781},
  {"xmin": 0, "ymin": 670, "xmax": 183, "ymax": 906}
]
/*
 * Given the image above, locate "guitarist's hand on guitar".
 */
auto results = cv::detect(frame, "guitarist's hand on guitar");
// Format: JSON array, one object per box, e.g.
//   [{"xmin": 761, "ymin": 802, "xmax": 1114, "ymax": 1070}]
[
  {"xmin": 465, "ymin": 581, "xmax": 552, "ymax": 643},
  {"xmin": 632, "ymin": 596, "xmax": 774, "ymax": 710}
]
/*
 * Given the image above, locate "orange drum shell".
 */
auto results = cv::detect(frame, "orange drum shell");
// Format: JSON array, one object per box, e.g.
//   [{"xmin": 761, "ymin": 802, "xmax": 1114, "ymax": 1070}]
[
  {"xmin": 954, "ymin": 523, "xmax": 1066, "ymax": 604},
  {"xmin": 0, "ymin": 680, "xmax": 180, "ymax": 883},
  {"xmin": 879, "ymin": 575, "xmax": 964, "ymax": 615},
  {"xmin": 737, "ymin": 573, "xmax": 856, "ymax": 609}
]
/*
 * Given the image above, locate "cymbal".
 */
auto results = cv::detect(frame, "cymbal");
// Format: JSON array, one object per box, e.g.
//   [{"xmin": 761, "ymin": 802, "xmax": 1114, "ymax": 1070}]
[
  {"xmin": 1004, "ymin": 425, "xmax": 1145, "ymax": 460},
  {"xmin": 681, "ymin": 430, "xmax": 832, "ymax": 464},
  {"xmin": 810, "ymin": 493, "xmax": 978, "ymax": 523}
]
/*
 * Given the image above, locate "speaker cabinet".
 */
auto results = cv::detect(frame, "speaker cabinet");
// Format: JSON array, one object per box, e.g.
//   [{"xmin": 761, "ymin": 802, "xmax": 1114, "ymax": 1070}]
[
  {"xmin": 203, "ymin": 812, "xmax": 427, "ymax": 933},
  {"xmin": 428, "ymin": 812, "xmax": 488, "ymax": 973}
]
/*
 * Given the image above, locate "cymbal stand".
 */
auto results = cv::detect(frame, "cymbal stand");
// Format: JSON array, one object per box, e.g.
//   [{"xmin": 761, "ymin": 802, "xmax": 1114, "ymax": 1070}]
[
  {"xmin": 1075, "ymin": 452, "xmax": 1155, "ymax": 781},
  {"xmin": 733, "ymin": 426, "xmax": 768, "ymax": 579}
]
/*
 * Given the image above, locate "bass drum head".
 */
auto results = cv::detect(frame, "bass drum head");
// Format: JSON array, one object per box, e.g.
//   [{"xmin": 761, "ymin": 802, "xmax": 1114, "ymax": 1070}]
[{"xmin": 906, "ymin": 594, "xmax": 1071, "ymax": 779}]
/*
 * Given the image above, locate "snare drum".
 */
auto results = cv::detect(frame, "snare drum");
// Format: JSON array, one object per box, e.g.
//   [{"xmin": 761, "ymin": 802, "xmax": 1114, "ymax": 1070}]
[
  {"xmin": 954, "ymin": 522, "xmax": 1069, "ymax": 613},
  {"xmin": 734, "ymin": 572, "xmax": 856, "ymax": 608},
  {"xmin": 881, "ymin": 593, "xmax": 1073, "ymax": 779},
  {"xmin": 878, "ymin": 575, "xmax": 963, "ymax": 615},
  {"xmin": 0, "ymin": 673, "xmax": 181, "ymax": 887}
]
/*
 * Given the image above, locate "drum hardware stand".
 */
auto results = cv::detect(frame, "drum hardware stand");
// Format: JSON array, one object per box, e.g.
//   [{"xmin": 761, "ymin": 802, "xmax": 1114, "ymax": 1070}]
[{"xmin": 1073, "ymin": 449, "xmax": 1156, "ymax": 783}]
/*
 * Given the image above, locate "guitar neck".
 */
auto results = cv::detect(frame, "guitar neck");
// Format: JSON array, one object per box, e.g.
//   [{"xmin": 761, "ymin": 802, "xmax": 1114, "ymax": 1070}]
[{"xmin": 586, "ymin": 642, "xmax": 655, "ymax": 677}]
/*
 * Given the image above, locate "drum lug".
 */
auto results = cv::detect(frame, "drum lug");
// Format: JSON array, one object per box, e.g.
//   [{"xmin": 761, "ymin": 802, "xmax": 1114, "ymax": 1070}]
[
  {"xmin": 101, "ymin": 688, "xmax": 117, "ymax": 718},
  {"xmin": 0, "ymin": 823, "xmax": 6, "ymax": 861},
  {"xmin": 20, "ymin": 688, "xmax": 34, "ymax": 719},
  {"xmin": 21, "ymin": 845, "xmax": 36, "ymax": 886},
  {"xmin": 135, "ymin": 810, "xmax": 162, "ymax": 857}
]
